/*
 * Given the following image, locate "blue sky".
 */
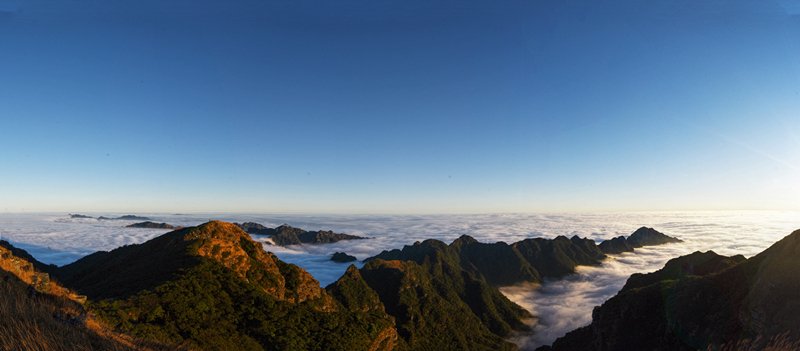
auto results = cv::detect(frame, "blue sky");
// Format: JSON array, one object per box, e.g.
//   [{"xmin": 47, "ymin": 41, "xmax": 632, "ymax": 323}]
[{"xmin": 2, "ymin": 0, "xmax": 800, "ymax": 214}]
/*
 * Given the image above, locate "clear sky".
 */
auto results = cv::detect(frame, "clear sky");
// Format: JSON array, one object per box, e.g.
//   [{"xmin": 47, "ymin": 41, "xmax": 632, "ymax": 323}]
[{"xmin": 2, "ymin": 0, "xmax": 800, "ymax": 214}]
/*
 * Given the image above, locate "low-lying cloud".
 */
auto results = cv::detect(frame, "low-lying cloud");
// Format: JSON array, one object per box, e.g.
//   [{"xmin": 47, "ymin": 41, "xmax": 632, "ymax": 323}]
[{"xmin": 1, "ymin": 211, "xmax": 798, "ymax": 349}]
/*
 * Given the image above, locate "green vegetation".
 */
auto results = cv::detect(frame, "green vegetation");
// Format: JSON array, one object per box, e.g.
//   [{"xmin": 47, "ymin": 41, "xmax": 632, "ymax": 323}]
[
  {"xmin": 361, "ymin": 238, "xmax": 533, "ymax": 349},
  {"xmin": 1, "ymin": 244, "xmax": 186, "ymax": 351},
  {"xmin": 90, "ymin": 259, "xmax": 394, "ymax": 351},
  {"xmin": 361, "ymin": 259, "xmax": 517, "ymax": 351},
  {"xmin": 52, "ymin": 222, "xmax": 398, "ymax": 351},
  {"xmin": 370, "ymin": 234, "xmax": 607, "ymax": 287}
]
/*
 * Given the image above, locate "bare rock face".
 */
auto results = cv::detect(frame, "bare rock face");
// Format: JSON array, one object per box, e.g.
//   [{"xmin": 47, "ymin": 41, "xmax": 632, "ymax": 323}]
[
  {"xmin": 0, "ymin": 240, "xmax": 55, "ymax": 273},
  {"xmin": 30, "ymin": 272, "xmax": 50, "ymax": 293},
  {"xmin": 367, "ymin": 325, "xmax": 400, "ymax": 351}
]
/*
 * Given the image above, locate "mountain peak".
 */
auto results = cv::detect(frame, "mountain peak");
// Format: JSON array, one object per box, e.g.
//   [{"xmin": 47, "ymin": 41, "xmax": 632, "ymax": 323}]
[
  {"xmin": 182, "ymin": 220, "xmax": 248, "ymax": 241},
  {"xmin": 627, "ymin": 227, "xmax": 683, "ymax": 248}
]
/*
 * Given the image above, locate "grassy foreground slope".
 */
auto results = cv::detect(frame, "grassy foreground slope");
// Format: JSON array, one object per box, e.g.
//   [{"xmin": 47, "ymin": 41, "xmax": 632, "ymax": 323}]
[{"xmin": 1, "ymin": 241, "xmax": 187, "ymax": 351}]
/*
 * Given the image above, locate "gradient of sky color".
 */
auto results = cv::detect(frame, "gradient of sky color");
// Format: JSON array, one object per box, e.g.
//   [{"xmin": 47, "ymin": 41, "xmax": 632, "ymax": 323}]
[{"xmin": 2, "ymin": 0, "xmax": 800, "ymax": 214}]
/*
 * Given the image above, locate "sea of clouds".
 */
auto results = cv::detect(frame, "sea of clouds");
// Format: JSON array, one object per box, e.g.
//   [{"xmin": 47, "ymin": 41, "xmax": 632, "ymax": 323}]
[{"xmin": 1, "ymin": 211, "xmax": 799, "ymax": 349}]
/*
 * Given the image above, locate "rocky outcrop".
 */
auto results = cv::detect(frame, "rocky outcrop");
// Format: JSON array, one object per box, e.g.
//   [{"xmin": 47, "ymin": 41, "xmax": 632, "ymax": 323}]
[
  {"xmin": 125, "ymin": 221, "xmax": 176, "ymax": 229},
  {"xmin": 331, "ymin": 252, "xmax": 357, "ymax": 263},
  {"xmin": 539, "ymin": 229, "xmax": 800, "ymax": 351},
  {"xmin": 0, "ymin": 240, "xmax": 56, "ymax": 273}
]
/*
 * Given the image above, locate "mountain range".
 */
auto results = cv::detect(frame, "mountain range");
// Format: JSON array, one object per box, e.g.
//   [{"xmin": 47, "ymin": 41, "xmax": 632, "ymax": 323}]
[
  {"xmin": 8, "ymin": 220, "xmax": 796, "ymax": 351},
  {"xmin": 538, "ymin": 229, "xmax": 800, "ymax": 351}
]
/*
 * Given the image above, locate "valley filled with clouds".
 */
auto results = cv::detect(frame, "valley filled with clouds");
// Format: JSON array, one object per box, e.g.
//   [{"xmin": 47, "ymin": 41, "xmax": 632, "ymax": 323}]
[{"xmin": 2, "ymin": 211, "xmax": 799, "ymax": 348}]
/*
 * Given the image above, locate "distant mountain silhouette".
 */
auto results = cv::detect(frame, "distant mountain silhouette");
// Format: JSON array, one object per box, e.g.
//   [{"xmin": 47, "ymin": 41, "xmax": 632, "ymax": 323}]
[
  {"xmin": 68, "ymin": 213, "xmax": 93, "ymax": 218},
  {"xmin": 538, "ymin": 229, "xmax": 800, "ymax": 351},
  {"xmin": 97, "ymin": 215, "xmax": 151, "ymax": 220},
  {"xmin": 331, "ymin": 252, "xmax": 357, "ymax": 263},
  {"xmin": 235, "ymin": 222, "xmax": 369, "ymax": 246},
  {"xmin": 233, "ymin": 221, "xmax": 270, "ymax": 232},
  {"xmin": 369, "ymin": 227, "xmax": 682, "ymax": 287},
  {"xmin": 597, "ymin": 227, "xmax": 683, "ymax": 254},
  {"xmin": 627, "ymin": 226, "xmax": 684, "ymax": 247},
  {"xmin": 125, "ymin": 221, "xmax": 178, "ymax": 229}
]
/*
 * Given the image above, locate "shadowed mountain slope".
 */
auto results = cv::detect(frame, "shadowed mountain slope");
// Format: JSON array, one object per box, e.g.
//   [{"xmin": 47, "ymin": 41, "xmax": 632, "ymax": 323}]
[
  {"xmin": 357, "ymin": 259, "xmax": 522, "ymax": 351},
  {"xmin": 361, "ymin": 238, "xmax": 533, "ymax": 347},
  {"xmin": 621, "ymin": 250, "xmax": 746, "ymax": 292},
  {"xmin": 368, "ymin": 227, "xmax": 681, "ymax": 288},
  {"xmin": 53, "ymin": 221, "xmax": 397, "ymax": 351},
  {"xmin": 368, "ymin": 234, "xmax": 608, "ymax": 287},
  {"xmin": 539, "ymin": 229, "xmax": 800, "ymax": 351}
]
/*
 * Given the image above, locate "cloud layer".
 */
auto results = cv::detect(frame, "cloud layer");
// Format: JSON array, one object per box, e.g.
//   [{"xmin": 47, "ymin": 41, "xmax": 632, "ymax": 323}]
[{"xmin": 1, "ymin": 211, "xmax": 798, "ymax": 348}]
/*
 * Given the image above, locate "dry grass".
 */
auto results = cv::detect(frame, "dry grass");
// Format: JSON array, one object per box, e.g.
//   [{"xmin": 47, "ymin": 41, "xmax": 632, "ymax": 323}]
[
  {"xmin": 712, "ymin": 332, "xmax": 800, "ymax": 351},
  {"xmin": 1, "ymin": 246, "xmax": 192, "ymax": 351}
]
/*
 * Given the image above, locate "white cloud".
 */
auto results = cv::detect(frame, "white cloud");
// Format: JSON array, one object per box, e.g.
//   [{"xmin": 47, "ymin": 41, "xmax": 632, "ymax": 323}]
[{"xmin": 1, "ymin": 211, "xmax": 798, "ymax": 348}]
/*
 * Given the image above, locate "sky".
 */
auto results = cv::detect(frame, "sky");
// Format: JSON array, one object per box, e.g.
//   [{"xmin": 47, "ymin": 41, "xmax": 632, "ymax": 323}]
[{"xmin": 2, "ymin": 0, "xmax": 800, "ymax": 214}]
